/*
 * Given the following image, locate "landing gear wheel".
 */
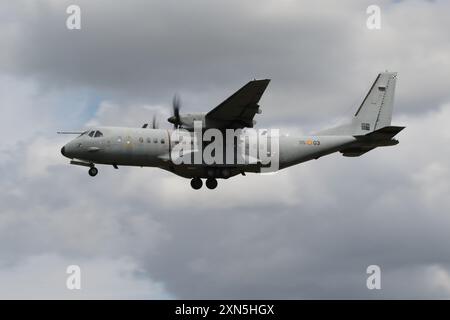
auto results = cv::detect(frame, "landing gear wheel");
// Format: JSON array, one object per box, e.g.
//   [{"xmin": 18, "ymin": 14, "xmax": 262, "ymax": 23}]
[
  {"xmin": 205, "ymin": 178, "xmax": 218, "ymax": 190},
  {"xmin": 191, "ymin": 178, "xmax": 203, "ymax": 190},
  {"xmin": 190, "ymin": 178, "xmax": 203, "ymax": 190},
  {"xmin": 88, "ymin": 167, "xmax": 98, "ymax": 177}
]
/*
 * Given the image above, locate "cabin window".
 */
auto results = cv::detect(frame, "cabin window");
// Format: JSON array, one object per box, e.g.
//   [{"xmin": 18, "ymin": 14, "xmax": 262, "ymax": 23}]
[
  {"xmin": 161, "ymin": 138, "xmax": 165, "ymax": 144},
  {"xmin": 88, "ymin": 131, "xmax": 95, "ymax": 137},
  {"xmin": 139, "ymin": 137, "xmax": 144, "ymax": 143},
  {"xmin": 153, "ymin": 138, "xmax": 158, "ymax": 143},
  {"xmin": 147, "ymin": 137, "xmax": 151, "ymax": 143},
  {"xmin": 94, "ymin": 131, "xmax": 103, "ymax": 138}
]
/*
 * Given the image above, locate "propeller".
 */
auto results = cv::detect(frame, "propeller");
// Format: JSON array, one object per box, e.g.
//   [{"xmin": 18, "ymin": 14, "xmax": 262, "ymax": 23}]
[
  {"xmin": 168, "ymin": 94, "xmax": 182, "ymax": 129},
  {"xmin": 151, "ymin": 114, "xmax": 158, "ymax": 129},
  {"xmin": 142, "ymin": 114, "xmax": 158, "ymax": 129}
]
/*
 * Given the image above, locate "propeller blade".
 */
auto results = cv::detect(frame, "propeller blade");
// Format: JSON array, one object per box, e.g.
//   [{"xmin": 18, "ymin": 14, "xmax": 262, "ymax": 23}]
[
  {"xmin": 168, "ymin": 94, "xmax": 182, "ymax": 129},
  {"xmin": 152, "ymin": 114, "xmax": 158, "ymax": 129}
]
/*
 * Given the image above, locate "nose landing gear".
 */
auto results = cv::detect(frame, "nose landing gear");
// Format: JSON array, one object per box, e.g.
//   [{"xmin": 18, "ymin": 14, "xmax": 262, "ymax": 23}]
[{"xmin": 88, "ymin": 167, "xmax": 98, "ymax": 177}]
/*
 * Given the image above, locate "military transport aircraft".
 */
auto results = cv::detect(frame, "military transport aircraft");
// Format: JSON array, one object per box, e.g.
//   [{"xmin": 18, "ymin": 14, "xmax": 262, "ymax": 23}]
[{"xmin": 60, "ymin": 72, "xmax": 404, "ymax": 190}]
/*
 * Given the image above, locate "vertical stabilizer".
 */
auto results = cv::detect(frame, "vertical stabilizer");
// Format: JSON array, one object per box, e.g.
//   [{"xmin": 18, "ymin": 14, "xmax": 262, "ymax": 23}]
[
  {"xmin": 316, "ymin": 72, "xmax": 398, "ymax": 136},
  {"xmin": 352, "ymin": 72, "xmax": 397, "ymax": 135}
]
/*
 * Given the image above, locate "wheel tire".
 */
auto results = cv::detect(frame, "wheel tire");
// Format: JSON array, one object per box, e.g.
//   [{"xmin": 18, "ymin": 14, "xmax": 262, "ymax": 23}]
[
  {"xmin": 205, "ymin": 178, "xmax": 218, "ymax": 190},
  {"xmin": 88, "ymin": 167, "xmax": 98, "ymax": 177},
  {"xmin": 190, "ymin": 178, "xmax": 202, "ymax": 190}
]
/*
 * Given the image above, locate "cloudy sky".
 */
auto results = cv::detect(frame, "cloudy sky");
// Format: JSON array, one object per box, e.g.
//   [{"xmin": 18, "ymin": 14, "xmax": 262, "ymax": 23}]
[{"xmin": 0, "ymin": 0, "xmax": 449, "ymax": 299}]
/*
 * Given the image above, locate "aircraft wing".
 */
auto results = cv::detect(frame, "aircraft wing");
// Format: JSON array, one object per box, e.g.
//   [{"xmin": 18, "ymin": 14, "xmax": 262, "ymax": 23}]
[{"xmin": 205, "ymin": 79, "xmax": 270, "ymax": 129}]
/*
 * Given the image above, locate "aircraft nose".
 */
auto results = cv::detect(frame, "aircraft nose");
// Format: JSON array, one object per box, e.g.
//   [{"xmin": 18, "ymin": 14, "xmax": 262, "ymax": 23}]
[{"xmin": 61, "ymin": 146, "xmax": 66, "ymax": 157}]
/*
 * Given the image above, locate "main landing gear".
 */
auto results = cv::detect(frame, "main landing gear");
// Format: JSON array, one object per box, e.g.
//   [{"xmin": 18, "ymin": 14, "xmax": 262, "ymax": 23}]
[
  {"xmin": 205, "ymin": 178, "xmax": 218, "ymax": 190},
  {"xmin": 190, "ymin": 177, "xmax": 218, "ymax": 190},
  {"xmin": 88, "ymin": 167, "xmax": 98, "ymax": 177},
  {"xmin": 190, "ymin": 177, "xmax": 202, "ymax": 190}
]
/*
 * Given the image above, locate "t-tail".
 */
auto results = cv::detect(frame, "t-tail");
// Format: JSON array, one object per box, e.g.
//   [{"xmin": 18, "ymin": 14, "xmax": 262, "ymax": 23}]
[{"xmin": 317, "ymin": 72, "xmax": 405, "ymax": 157}]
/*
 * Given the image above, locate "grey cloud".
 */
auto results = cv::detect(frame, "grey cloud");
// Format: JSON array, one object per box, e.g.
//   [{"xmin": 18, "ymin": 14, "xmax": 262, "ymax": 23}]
[
  {"xmin": 0, "ymin": 0, "xmax": 450, "ymax": 299},
  {"xmin": 2, "ymin": 106, "xmax": 448, "ymax": 299},
  {"xmin": 3, "ymin": 0, "xmax": 450, "ymax": 125}
]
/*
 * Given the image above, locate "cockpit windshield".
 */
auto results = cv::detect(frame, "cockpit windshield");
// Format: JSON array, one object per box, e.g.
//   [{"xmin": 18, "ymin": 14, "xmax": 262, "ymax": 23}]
[{"xmin": 80, "ymin": 130, "xmax": 104, "ymax": 138}]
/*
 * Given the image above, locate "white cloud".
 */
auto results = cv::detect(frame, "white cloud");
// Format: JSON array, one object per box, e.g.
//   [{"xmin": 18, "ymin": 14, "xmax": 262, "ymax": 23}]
[{"xmin": 0, "ymin": 254, "xmax": 173, "ymax": 299}]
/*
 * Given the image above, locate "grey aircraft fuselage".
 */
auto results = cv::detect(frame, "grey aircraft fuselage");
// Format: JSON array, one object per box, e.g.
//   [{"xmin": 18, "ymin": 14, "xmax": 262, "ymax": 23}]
[{"xmin": 61, "ymin": 126, "xmax": 356, "ymax": 179}]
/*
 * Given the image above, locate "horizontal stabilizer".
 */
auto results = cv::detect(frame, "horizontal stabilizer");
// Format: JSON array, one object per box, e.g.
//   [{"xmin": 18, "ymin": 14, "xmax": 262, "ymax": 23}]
[
  {"xmin": 340, "ymin": 125, "xmax": 405, "ymax": 157},
  {"xmin": 354, "ymin": 125, "xmax": 405, "ymax": 139},
  {"xmin": 340, "ymin": 146, "xmax": 376, "ymax": 157}
]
